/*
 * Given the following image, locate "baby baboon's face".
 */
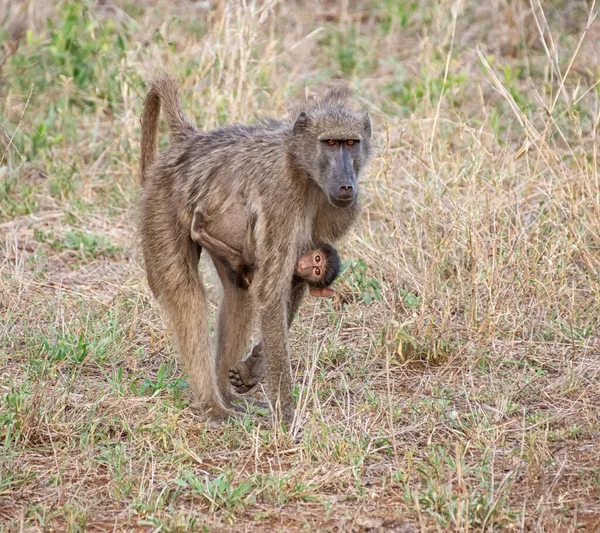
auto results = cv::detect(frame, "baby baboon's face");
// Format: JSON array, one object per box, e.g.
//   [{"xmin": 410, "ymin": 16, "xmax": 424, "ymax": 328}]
[{"xmin": 295, "ymin": 249, "xmax": 326, "ymax": 283}]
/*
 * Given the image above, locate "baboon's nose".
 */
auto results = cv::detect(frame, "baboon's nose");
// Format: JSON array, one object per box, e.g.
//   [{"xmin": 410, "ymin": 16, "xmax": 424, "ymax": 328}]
[{"xmin": 338, "ymin": 185, "xmax": 355, "ymax": 198}]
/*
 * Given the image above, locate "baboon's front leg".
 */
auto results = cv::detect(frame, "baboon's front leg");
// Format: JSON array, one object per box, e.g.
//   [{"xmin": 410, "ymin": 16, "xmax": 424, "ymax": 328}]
[
  {"xmin": 229, "ymin": 278, "xmax": 307, "ymax": 394},
  {"xmin": 252, "ymin": 260, "xmax": 299, "ymax": 423},
  {"xmin": 259, "ymin": 299, "xmax": 294, "ymax": 423}
]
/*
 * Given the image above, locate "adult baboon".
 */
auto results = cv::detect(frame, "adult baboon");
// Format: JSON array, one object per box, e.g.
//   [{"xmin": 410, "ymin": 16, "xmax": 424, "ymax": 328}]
[{"xmin": 139, "ymin": 74, "xmax": 372, "ymax": 423}]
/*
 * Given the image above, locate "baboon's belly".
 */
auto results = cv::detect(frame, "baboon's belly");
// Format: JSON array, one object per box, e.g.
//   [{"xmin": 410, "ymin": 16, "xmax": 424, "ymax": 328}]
[{"xmin": 205, "ymin": 209, "xmax": 250, "ymax": 260}]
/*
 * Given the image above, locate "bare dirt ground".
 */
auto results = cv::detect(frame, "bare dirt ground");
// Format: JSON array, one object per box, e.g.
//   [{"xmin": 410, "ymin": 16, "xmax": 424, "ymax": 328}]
[{"xmin": 1, "ymin": 0, "xmax": 599, "ymax": 531}]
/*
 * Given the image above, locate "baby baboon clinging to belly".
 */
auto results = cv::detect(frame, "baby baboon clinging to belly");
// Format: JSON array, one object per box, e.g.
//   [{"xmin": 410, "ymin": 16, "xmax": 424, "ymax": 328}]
[
  {"xmin": 191, "ymin": 206, "xmax": 341, "ymax": 295},
  {"xmin": 139, "ymin": 73, "xmax": 372, "ymax": 423}
]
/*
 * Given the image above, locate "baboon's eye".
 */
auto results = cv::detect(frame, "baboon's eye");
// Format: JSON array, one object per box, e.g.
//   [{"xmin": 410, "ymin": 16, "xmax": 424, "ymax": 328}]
[
  {"xmin": 315, "ymin": 267, "xmax": 321, "ymax": 277},
  {"xmin": 327, "ymin": 139, "xmax": 335, "ymax": 146},
  {"xmin": 315, "ymin": 255, "xmax": 321, "ymax": 263},
  {"xmin": 346, "ymin": 140, "xmax": 355, "ymax": 146}
]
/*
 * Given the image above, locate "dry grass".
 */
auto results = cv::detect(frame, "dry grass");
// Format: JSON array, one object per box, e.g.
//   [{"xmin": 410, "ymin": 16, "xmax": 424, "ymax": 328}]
[{"xmin": 1, "ymin": 0, "xmax": 600, "ymax": 531}]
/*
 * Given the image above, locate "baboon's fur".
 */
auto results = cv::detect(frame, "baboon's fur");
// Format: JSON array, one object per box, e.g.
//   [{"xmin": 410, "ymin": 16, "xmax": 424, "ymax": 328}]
[
  {"xmin": 192, "ymin": 207, "xmax": 340, "ymax": 291},
  {"xmin": 191, "ymin": 205, "xmax": 256, "ymax": 289},
  {"xmin": 139, "ymin": 73, "xmax": 373, "ymax": 422}
]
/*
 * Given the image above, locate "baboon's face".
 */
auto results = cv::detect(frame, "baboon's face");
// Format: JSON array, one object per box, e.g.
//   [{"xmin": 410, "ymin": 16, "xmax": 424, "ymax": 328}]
[
  {"xmin": 295, "ymin": 249, "xmax": 326, "ymax": 282},
  {"xmin": 293, "ymin": 109, "xmax": 372, "ymax": 209},
  {"xmin": 317, "ymin": 138, "xmax": 363, "ymax": 208}
]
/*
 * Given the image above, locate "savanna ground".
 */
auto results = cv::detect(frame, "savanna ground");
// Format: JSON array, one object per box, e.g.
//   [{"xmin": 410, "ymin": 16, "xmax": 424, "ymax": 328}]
[{"xmin": 1, "ymin": 0, "xmax": 600, "ymax": 531}]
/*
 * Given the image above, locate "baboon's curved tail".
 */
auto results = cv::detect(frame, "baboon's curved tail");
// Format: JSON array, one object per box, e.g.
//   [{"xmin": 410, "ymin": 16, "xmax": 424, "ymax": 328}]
[{"xmin": 140, "ymin": 74, "xmax": 196, "ymax": 183}]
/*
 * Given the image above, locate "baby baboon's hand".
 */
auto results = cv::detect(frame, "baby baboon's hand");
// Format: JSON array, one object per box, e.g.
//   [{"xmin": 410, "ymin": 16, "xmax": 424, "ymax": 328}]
[{"xmin": 309, "ymin": 286, "xmax": 335, "ymax": 298}]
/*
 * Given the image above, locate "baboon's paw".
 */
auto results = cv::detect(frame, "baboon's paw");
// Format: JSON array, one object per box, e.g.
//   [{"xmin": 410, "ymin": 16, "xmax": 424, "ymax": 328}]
[
  {"xmin": 228, "ymin": 363, "xmax": 259, "ymax": 394},
  {"xmin": 231, "ymin": 402, "xmax": 248, "ymax": 414},
  {"xmin": 228, "ymin": 348, "xmax": 264, "ymax": 394},
  {"xmin": 203, "ymin": 403, "xmax": 239, "ymax": 424}
]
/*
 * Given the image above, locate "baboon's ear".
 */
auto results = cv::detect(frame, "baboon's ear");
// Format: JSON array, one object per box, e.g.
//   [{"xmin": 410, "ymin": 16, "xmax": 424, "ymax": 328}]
[
  {"xmin": 293, "ymin": 112, "xmax": 309, "ymax": 134},
  {"xmin": 363, "ymin": 112, "xmax": 372, "ymax": 138}
]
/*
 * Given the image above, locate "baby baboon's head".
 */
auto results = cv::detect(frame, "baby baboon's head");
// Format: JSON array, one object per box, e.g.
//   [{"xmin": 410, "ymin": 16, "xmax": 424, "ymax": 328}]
[
  {"xmin": 294, "ymin": 244, "xmax": 341, "ymax": 288},
  {"xmin": 291, "ymin": 88, "xmax": 373, "ymax": 208}
]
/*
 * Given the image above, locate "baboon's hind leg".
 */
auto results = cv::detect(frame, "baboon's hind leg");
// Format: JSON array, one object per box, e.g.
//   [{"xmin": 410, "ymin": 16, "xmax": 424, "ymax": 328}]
[{"xmin": 141, "ymin": 204, "xmax": 233, "ymax": 421}]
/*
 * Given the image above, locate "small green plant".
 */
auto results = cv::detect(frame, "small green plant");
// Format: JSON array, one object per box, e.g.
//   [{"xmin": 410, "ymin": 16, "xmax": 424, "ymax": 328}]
[
  {"xmin": 383, "ymin": 60, "xmax": 466, "ymax": 115},
  {"xmin": 0, "ymin": 380, "xmax": 32, "ymax": 448},
  {"xmin": 34, "ymin": 229, "xmax": 121, "ymax": 260},
  {"xmin": 341, "ymin": 258, "xmax": 381, "ymax": 304},
  {"xmin": 394, "ymin": 325, "xmax": 453, "ymax": 364},
  {"xmin": 138, "ymin": 514, "xmax": 204, "ymax": 532},
  {"xmin": 38, "ymin": 332, "xmax": 90, "ymax": 365},
  {"xmin": 399, "ymin": 288, "xmax": 421, "ymax": 309},
  {"xmin": 404, "ymin": 446, "xmax": 515, "ymax": 529},
  {"xmin": 318, "ymin": 27, "xmax": 376, "ymax": 77},
  {"xmin": 500, "ymin": 64, "xmax": 534, "ymax": 113},
  {"xmin": 98, "ymin": 444, "xmax": 133, "ymax": 498},
  {"xmin": 44, "ymin": 1, "xmax": 129, "ymax": 108},
  {"xmin": 321, "ymin": 341, "xmax": 351, "ymax": 367},
  {"xmin": 106, "ymin": 366, "xmax": 126, "ymax": 395},
  {"xmin": 175, "ymin": 470, "xmax": 256, "ymax": 519},
  {"xmin": 0, "ymin": 176, "xmax": 38, "ymax": 220},
  {"xmin": 378, "ymin": 0, "xmax": 418, "ymax": 33},
  {"xmin": 130, "ymin": 364, "xmax": 187, "ymax": 400},
  {"xmin": 5, "ymin": 1, "xmax": 133, "ymax": 167},
  {"xmin": 61, "ymin": 230, "xmax": 121, "ymax": 257}
]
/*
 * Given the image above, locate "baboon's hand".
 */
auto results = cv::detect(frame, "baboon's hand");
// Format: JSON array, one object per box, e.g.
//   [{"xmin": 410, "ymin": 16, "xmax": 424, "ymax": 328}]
[
  {"xmin": 238, "ymin": 268, "xmax": 251, "ymax": 288},
  {"xmin": 309, "ymin": 286, "xmax": 335, "ymax": 298},
  {"xmin": 237, "ymin": 275, "xmax": 250, "ymax": 290},
  {"xmin": 193, "ymin": 210, "xmax": 206, "ymax": 226}
]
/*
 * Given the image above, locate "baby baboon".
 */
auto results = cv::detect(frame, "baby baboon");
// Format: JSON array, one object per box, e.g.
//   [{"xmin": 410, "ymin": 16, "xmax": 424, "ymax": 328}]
[
  {"xmin": 139, "ymin": 73, "xmax": 372, "ymax": 423},
  {"xmin": 192, "ymin": 207, "xmax": 341, "ymax": 295},
  {"xmin": 191, "ymin": 198, "xmax": 342, "ymax": 397},
  {"xmin": 294, "ymin": 245, "xmax": 341, "ymax": 297},
  {"xmin": 192, "ymin": 208, "xmax": 341, "ymax": 396}
]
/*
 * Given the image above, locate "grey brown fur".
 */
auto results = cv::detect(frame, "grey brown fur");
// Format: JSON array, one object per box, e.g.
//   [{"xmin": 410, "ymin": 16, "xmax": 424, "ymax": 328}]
[
  {"xmin": 193, "ymin": 206, "xmax": 340, "ymax": 291},
  {"xmin": 191, "ymin": 203, "xmax": 256, "ymax": 289},
  {"xmin": 139, "ymin": 73, "xmax": 373, "ymax": 423}
]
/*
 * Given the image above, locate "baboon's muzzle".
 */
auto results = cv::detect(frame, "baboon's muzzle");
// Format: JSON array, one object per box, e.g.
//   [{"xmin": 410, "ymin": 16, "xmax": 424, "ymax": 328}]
[{"xmin": 329, "ymin": 149, "xmax": 357, "ymax": 208}]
